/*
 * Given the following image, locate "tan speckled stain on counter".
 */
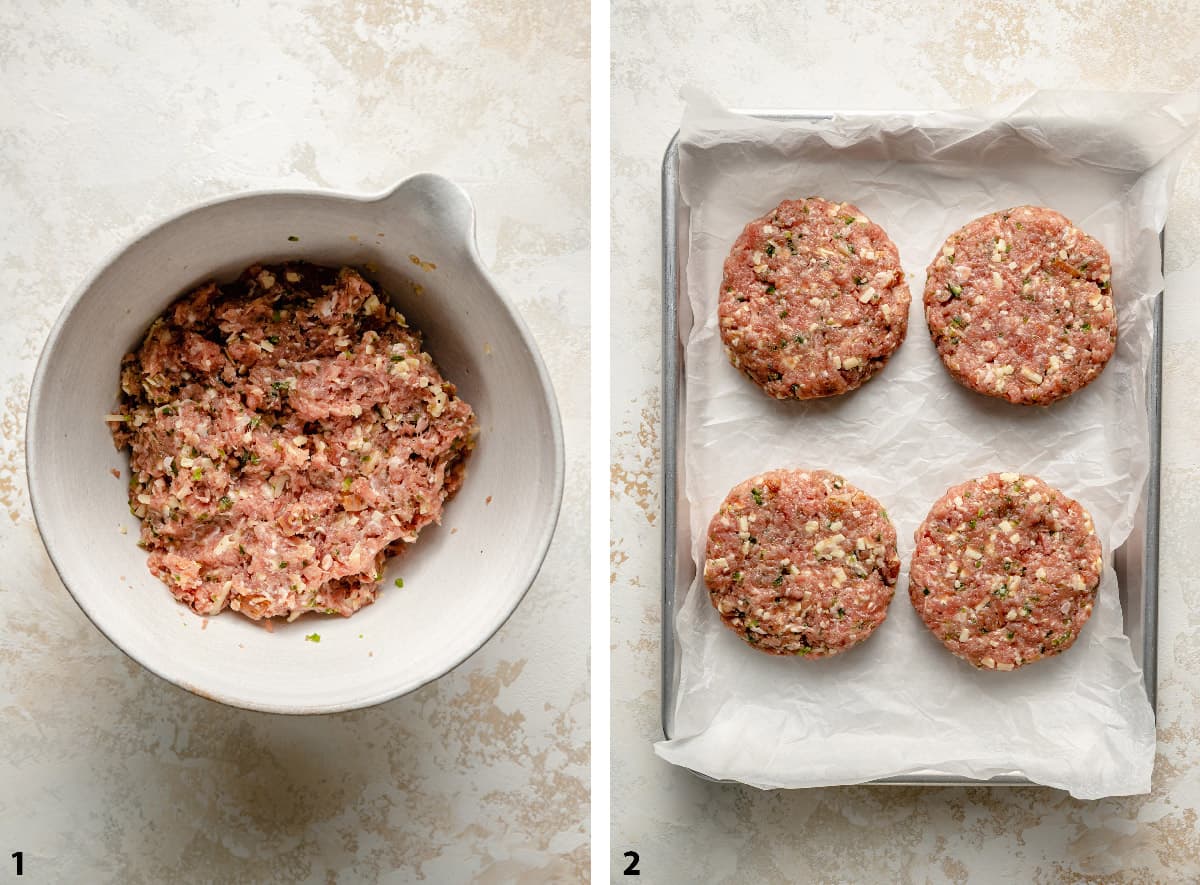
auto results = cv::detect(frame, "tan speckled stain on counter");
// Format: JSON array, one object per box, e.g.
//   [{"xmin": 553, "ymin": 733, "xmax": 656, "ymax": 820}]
[
  {"xmin": 613, "ymin": 0, "xmax": 1200, "ymax": 880},
  {"xmin": 610, "ymin": 398, "xmax": 660, "ymax": 525},
  {"xmin": 0, "ymin": 389, "xmax": 27, "ymax": 523},
  {"xmin": 0, "ymin": 0, "xmax": 588, "ymax": 881}
]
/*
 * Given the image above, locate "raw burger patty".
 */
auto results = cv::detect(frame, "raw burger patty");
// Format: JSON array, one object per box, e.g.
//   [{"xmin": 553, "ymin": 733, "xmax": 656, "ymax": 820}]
[
  {"xmin": 718, "ymin": 197, "xmax": 911, "ymax": 399},
  {"xmin": 108, "ymin": 263, "xmax": 477, "ymax": 621},
  {"xmin": 924, "ymin": 205, "xmax": 1115, "ymax": 405},
  {"xmin": 703, "ymin": 469, "xmax": 900, "ymax": 657},
  {"xmin": 909, "ymin": 473, "xmax": 1102, "ymax": 671}
]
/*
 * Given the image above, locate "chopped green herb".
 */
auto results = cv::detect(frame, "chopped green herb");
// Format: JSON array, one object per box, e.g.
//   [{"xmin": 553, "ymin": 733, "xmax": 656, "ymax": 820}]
[
  {"xmin": 267, "ymin": 335, "xmax": 280, "ymax": 345},
  {"xmin": 947, "ymin": 283, "xmax": 962, "ymax": 297},
  {"xmin": 305, "ymin": 632, "xmax": 320, "ymax": 643},
  {"xmin": 279, "ymin": 561, "xmax": 288, "ymax": 569},
  {"xmin": 218, "ymin": 496, "xmax": 233, "ymax": 511},
  {"xmin": 192, "ymin": 467, "xmax": 203, "ymax": 481},
  {"xmin": 1081, "ymin": 322, "xmax": 1092, "ymax": 332},
  {"xmin": 842, "ymin": 216, "xmax": 856, "ymax": 225},
  {"xmin": 766, "ymin": 285, "xmax": 776, "ymax": 296},
  {"xmin": 765, "ymin": 244, "xmax": 775, "ymax": 257},
  {"xmin": 751, "ymin": 488, "xmax": 764, "ymax": 505},
  {"xmin": 288, "ymin": 235, "xmax": 299, "ymax": 242},
  {"xmin": 394, "ymin": 577, "xmax": 404, "ymax": 588},
  {"xmin": 1051, "ymin": 630, "xmax": 1073, "ymax": 647},
  {"xmin": 272, "ymin": 309, "xmax": 282, "ymax": 322},
  {"xmin": 951, "ymin": 315, "xmax": 966, "ymax": 329}
]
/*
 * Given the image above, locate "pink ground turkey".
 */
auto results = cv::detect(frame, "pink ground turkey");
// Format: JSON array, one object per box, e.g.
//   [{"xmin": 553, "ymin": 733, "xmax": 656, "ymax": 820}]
[
  {"xmin": 108, "ymin": 263, "xmax": 477, "ymax": 621},
  {"xmin": 718, "ymin": 197, "xmax": 911, "ymax": 400},
  {"xmin": 703, "ymin": 469, "xmax": 900, "ymax": 657},
  {"xmin": 924, "ymin": 205, "xmax": 1116, "ymax": 405},
  {"xmin": 908, "ymin": 473, "xmax": 1103, "ymax": 671}
]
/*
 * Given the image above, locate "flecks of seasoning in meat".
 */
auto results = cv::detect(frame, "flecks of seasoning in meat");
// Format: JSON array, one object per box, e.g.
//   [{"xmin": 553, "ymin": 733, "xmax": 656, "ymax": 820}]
[
  {"xmin": 909, "ymin": 473, "xmax": 1102, "ymax": 670},
  {"xmin": 105, "ymin": 262, "xmax": 477, "ymax": 622},
  {"xmin": 718, "ymin": 197, "xmax": 911, "ymax": 400},
  {"xmin": 704, "ymin": 468, "xmax": 900, "ymax": 657},
  {"xmin": 923, "ymin": 206, "xmax": 1116, "ymax": 405}
]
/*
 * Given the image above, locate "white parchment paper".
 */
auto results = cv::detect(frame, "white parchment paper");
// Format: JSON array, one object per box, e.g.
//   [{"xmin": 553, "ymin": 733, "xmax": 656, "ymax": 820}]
[{"xmin": 655, "ymin": 91, "xmax": 1200, "ymax": 799}]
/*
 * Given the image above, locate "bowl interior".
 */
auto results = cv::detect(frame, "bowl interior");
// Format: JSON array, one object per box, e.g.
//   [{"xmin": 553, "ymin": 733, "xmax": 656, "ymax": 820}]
[{"xmin": 28, "ymin": 177, "xmax": 563, "ymax": 713}]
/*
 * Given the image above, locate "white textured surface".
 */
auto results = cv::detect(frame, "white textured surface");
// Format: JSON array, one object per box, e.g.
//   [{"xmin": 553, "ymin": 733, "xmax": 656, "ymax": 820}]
[
  {"xmin": 612, "ymin": 1, "xmax": 1200, "ymax": 880},
  {"xmin": 0, "ymin": 2, "xmax": 588, "ymax": 881}
]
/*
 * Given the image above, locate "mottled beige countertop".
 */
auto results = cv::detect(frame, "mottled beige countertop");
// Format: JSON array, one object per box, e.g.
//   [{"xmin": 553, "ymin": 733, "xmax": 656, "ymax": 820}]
[
  {"xmin": 0, "ymin": 2, "xmax": 588, "ymax": 881},
  {"xmin": 612, "ymin": 1, "xmax": 1200, "ymax": 881}
]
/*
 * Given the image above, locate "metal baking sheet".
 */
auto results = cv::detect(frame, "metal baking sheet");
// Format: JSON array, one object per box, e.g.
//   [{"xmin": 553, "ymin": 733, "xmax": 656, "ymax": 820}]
[{"xmin": 659, "ymin": 112, "xmax": 1161, "ymax": 788}]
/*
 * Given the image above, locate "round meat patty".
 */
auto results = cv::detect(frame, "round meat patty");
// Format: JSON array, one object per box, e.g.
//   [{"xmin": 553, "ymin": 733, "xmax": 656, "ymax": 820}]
[
  {"xmin": 719, "ymin": 198, "xmax": 911, "ymax": 400},
  {"xmin": 703, "ymin": 469, "xmax": 901, "ymax": 657},
  {"xmin": 924, "ymin": 206, "xmax": 1116, "ymax": 405},
  {"xmin": 909, "ymin": 473, "xmax": 1103, "ymax": 671}
]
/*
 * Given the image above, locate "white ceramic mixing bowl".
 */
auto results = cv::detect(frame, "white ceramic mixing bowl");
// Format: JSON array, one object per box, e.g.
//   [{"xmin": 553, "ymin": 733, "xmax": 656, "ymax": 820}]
[{"xmin": 27, "ymin": 173, "xmax": 564, "ymax": 714}]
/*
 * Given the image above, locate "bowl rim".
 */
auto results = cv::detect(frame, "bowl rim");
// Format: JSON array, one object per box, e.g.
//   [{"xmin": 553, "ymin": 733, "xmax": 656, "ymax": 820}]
[{"xmin": 25, "ymin": 173, "xmax": 566, "ymax": 715}]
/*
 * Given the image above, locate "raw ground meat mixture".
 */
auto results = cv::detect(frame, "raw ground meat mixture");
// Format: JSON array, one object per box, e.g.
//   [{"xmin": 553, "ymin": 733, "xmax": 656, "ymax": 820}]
[
  {"xmin": 108, "ymin": 262, "xmax": 477, "ymax": 621},
  {"xmin": 909, "ymin": 473, "xmax": 1102, "ymax": 670},
  {"xmin": 923, "ymin": 205, "xmax": 1116, "ymax": 405},
  {"xmin": 703, "ymin": 469, "xmax": 900, "ymax": 657},
  {"xmin": 718, "ymin": 197, "xmax": 911, "ymax": 400}
]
